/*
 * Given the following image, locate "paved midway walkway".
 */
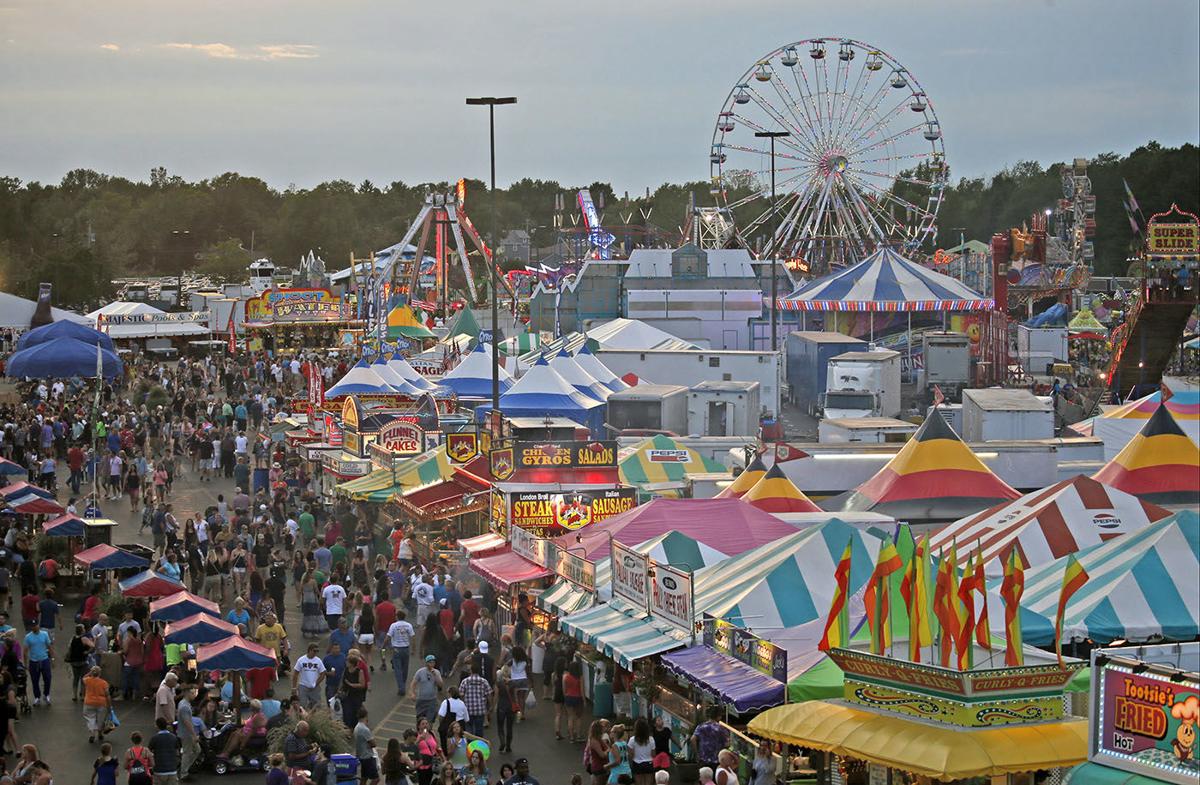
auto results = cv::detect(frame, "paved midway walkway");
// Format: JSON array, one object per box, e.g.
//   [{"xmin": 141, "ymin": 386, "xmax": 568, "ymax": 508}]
[{"xmin": 20, "ymin": 462, "xmax": 587, "ymax": 784}]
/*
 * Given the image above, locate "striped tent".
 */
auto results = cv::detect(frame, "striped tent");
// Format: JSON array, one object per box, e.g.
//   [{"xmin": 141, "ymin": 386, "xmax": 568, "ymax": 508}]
[
  {"xmin": 1092, "ymin": 405, "xmax": 1200, "ymax": 505},
  {"xmin": 336, "ymin": 445, "xmax": 452, "ymax": 502},
  {"xmin": 538, "ymin": 529, "xmax": 732, "ymax": 617},
  {"xmin": 1016, "ymin": 510, "xmax": 1199, "ymax": 645},
  {"xmin": 741, "ymin": 464, "xmax": 822, "ymax": 513},
  {"xmin": 387, "ymin": 304, "xmax": 435, "ymax": 339},
  {"xmin": 715, "ymin": 454, "xmax": 767, "ymax": 499},
  {"xmin": 694, "ymin": 519, "xmax": 885, "ymax": 631},
  {"xmin": 483, "ymin": 354, "xmax": 605, "ymax": 434},
  {"xmin": 439, "ymin": 344, "xmax": 514, "ymax": 399},
  {"xmin": 386, "ymin": 353, "xmax": 439, "ymax": 393},
  {"xmin": 828, "ymin": 410, "xmax": 1020, "ymax": 521},
  {"xmin": 618, "ymin": 434, "xmax": 729, "ymax": 496},
  {"xmin": 574, "ymin": 344, "xmax": 628, "ymax": 393},
  {"xmin": 558, "ymin": 600, "xmax": 690, "ymax": 669},
  {"xmin": 499, "ymin": 332, "xmax": 543, "ymax": 357},
  {"xmin": 325, "ymin": 360, "xmax": 401, "ymax": 397},
  {"xmin": 778, "ymin": 247, "xmax": 993, "ymax": 312},
  {"xmin": 1104, "ymin": 389, "xmax": 1200, "ymax": 421},
  {"xmin": 370, "ymin": 356, "xmax": 424, "ymax": 396},
  {"xmin": 548, "ymin": 350, "xmax": 611, "ymax": 401},
  {"xmin": 930, "ymin": 475, "xmax": 1172, "ymax": 576}
]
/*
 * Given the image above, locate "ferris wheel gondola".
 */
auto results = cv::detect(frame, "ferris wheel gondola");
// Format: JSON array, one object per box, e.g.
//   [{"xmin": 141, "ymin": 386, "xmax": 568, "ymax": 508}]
[{"xmin": 709, "ymin": 38, "xmax": 949, "ymax": 272}]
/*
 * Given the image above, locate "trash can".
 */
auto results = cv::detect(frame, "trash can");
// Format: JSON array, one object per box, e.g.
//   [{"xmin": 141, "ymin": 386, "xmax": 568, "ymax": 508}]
[{"xmin": 252, "ymin": 467, "xmax": 269, "ymax": 496}]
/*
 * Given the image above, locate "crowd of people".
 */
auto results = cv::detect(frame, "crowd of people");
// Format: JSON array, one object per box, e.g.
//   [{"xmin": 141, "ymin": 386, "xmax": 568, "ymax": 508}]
[{"xmin": 0, "ymin": 350, "xmax": 634, "ymax": 785}]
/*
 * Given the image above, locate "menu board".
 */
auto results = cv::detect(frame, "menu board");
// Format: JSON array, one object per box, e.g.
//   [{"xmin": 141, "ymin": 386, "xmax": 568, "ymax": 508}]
[{"xmin": 507, "ymin": 487, "xmax": 637, "ymax": 536}]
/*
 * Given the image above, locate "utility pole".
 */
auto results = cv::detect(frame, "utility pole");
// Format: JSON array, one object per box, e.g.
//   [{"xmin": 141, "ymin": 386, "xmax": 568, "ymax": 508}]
[
  {"xmin": 466, "ymin": 96, "xmax": 518, "ymax": 411},
  {"xmin": 755, "ymin": 130, "xmax": 790, "ymax": 351}
]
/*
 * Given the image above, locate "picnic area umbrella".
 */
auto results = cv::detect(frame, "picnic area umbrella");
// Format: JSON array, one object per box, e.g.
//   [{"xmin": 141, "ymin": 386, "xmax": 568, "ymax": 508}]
[
  {"xmin": 1, "ymin": 481, "xmax": 54, "ymax": 501},
  {"xmin": 150, "ymin": 591, "xmax": 220, "ymax": 623},
  {"xmin": 41, "ymin": 513, "xmax": 87, "ymax": 537},
  {"xmin": 164, "ymin": 612, "xmax": 240, "ymax": 646},
  {"xmin": 119, "ymin": 569, "xmax": 185, "ymax": 598},
  {"xmin": 195, "ymin": 637, "xmax": 277, "ymax": 721},
  {"xmin": 0, "ymin": 459, "xmax": 26, "ymax": 478},
  {"xmin": 74, "ymin": 543, "xmax": 150, "ymax": 571},
  {"xmin": 6, "ymin": 495, "xmax": 65, "ymax": 515}
]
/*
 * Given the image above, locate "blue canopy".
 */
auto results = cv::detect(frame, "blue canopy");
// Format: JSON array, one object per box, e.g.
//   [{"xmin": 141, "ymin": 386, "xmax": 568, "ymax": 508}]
[
  {"xmin": 164, "ymin": 613, "xmax": 239, "ymax": 645},
  {"xmin": 6, "ymin": 337, "xmax": 124, "ymax": 379},
  {"xmin": 475, "ymin": 354, "xmax": 605, "ymax": 434},
  {"xmin": 196, "ymin": 638, "xmax": 277, "ymax": 671},
  {"xmin": 17, "ymin": 320, "xmax": 115, "ymax": 353},
  {"xmin": 660, "ymin": 645, "xmax": 785, "ymax": 713},
  {"xmin": 325, "ymin": 359, "xmax": 400, "ymax": 397},
  {"xmin": 439, "ymin": 343, "xmax": 514, "ymax": 399}
]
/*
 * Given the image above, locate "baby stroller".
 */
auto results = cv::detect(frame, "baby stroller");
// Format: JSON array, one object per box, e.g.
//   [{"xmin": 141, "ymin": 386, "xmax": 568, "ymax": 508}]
[{"xmin": 10, "ymin": 662, "xmax": 31, "ymax": 715}]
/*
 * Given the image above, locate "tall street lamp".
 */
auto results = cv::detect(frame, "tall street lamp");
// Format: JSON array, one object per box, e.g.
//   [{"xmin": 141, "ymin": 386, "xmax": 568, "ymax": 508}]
[
  {"xmin": 755, "ymin": 130, "xmax": 789, "ymax": 351},
  {"xmin": 466, "ymin": 96, "xmax": 518, "ymax": 411}
]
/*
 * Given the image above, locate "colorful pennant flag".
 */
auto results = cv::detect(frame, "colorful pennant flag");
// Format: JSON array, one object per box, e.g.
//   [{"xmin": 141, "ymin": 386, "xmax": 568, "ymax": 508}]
[
  {"xmin": 1055, "ymin": 553, "xmax": 1090, "ymax": 669},
  {"xmin": 932, "ymin": 548, "xmax": 956, "ymax": 667},
  {"xmin": 1000, "ymin": 547, "xmax": 1026, "ymax": 666},
  {"xmin": 955, "ymin": 548, "xmax": 977, "ymax": 670},
  {"xmin": 864, "ymin": 541, "xmax": 904, "ymax": 654},
  {"xmin": 900, "ymin": 534, "xmax": 932, "ymax": 662},
  {"xmin": 774, "ymin": 442, "xmax": 810, "ymax": 464},
  {"xmin": 818, "ymin": 539, "xmax": 854, "ymax": 653}
]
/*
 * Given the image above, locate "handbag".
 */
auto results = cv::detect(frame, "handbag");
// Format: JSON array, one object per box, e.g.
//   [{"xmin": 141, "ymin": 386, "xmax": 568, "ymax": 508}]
[
  {"xmin": 328, "ymin": 695, "xmax": 342, "ymax": 717},
  {"xmin": 653, "ymin": 751, "xmax": 671, "ymax": 769},
  {"xmin": 524, "ymin": 691, "xmax": 537, "ymax": 710}
]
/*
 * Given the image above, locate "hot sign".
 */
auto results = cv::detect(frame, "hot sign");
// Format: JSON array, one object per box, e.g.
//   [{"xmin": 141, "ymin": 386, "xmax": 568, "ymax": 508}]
[{"xmin": 1096, "ymin": 665, "xmax": 1199, "ymax": 781}]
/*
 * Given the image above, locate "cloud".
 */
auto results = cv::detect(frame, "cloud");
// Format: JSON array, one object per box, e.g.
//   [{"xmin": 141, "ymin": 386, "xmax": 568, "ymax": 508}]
[
  {"xmin": 99, "ymin": 43, "xmax": 120, "ymax": 52},
  {"xmin": 160, "ymin": 42, "xmax": 318, "ymax": 61}
]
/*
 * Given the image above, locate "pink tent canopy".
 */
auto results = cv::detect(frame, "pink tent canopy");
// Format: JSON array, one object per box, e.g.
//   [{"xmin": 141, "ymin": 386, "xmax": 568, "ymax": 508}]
[{"xmin": 550, "ymin": 497, "xmax": 799, "ymax": 561}]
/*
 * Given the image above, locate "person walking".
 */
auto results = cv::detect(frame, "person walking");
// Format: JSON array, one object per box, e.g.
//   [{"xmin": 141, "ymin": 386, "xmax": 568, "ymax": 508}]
[
  {"xmin": 459, "ymin": 664, "xmax": 491, "ymax": 737},
  {"xmin": 176, "ymin": 684, "xmax": 200, "ymax": 779},
  {"xmin": 339, "ymin": 647, "xmax": 368, "ymax": 728},
  {"xmin": 292, "ymin": 642, "xmax": 327, "ymax": 710},
  {"xmin": 82, "ymin": 665, "xmax": 113, "ymax": 744},
  {"xmin": 690, "ymin": 706, "xmax": 729, "ymax": 773},
  {"xmin": 493, "ymin": 665, "xmax": 518, "ymax": 755},
  {"xmin": 124, "ymin": 732, "xmax": 155, "ymax": 785},
  {"xmin": 66, "ymin": 622, "xmax": 95, "ymax": 701},
  {"xmin": 22, "ymin": 618, "xmax": 53, "ymax": 706},
  {"xmin": 354, "ymin": 706, "xmax": 379, "ymax": 785},
  {"xmin": 385, "ymin": 609, "xmax": 414, "ymax": 695},
  {"xmin": 148, "ymin": 716, "xmax": 182, "ymax": 785},
  {"xmin": 154, "ymin": 672, "xmax": 178, "ymax": 726},
  {"xmin": 409, "ymin": 654, "xmax": 444, "ymax": 722}
]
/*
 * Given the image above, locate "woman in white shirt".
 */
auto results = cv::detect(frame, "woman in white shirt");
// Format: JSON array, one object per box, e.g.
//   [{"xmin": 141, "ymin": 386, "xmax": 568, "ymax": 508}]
[
  {"xmin": 715, "ymin": 749, "xmax": 739, "ymax": 785},
  {"xmin": 627, "ymin": 717, "xmax": 656, "ymax": 785}
]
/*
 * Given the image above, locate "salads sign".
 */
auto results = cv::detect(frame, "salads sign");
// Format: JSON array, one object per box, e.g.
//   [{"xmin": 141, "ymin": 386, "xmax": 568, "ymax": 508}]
[
  {"xmin": 1095, "ymin": 665, "xmax": 1200, "ymax": 781},
  {"xmin": 507, "ymin": 487, "xmax": 637, "ymax": 536},
  {"xmin": 515, "ymin": 440, "xmax": 618, "ymax": 470},
  {"xmin": 611, "ymin": 540, "xmax": 649, "ymax": 611}
]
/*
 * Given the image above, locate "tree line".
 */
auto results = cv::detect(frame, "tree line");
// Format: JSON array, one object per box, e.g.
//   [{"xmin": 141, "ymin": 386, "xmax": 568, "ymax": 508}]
[{"xmin": 0, "ymin": 141, "xmax": 1195, "ymax": 310}]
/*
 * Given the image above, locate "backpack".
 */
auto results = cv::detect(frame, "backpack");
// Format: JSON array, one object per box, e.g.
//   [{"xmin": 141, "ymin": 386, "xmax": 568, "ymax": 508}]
[{"xmin": 128, "ymin": 746, "xmax": 153, "ymax": 776}]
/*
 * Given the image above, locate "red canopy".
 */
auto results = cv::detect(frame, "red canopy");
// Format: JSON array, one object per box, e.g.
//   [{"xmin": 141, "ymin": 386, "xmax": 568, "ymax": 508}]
[
  {"xmin": 469, "ymin": 546, "xmax": 553, "ymax": 590},
  {"xmin": 149, "ymin": 591, "xmax": 220, "ymax": 622}
]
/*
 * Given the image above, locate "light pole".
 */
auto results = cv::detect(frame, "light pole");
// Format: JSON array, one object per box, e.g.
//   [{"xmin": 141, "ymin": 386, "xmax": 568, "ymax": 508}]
[
  {"xmin": 755, "ymin": 130, "xmax": 789, "ymax": 351},
  {"xmin": 466, "ymin": 96, "xmax": 518, "ymax": 411}
]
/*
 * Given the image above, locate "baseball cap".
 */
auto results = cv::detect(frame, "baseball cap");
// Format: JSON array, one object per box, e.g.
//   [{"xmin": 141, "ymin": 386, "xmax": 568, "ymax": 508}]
[
  {"xmin": 424, "ymin": 654, "xmax": 437, "ymax": 662},
  {"xmin": 478, "ymin": 641, "xmax": 489, "ymax": 654}
]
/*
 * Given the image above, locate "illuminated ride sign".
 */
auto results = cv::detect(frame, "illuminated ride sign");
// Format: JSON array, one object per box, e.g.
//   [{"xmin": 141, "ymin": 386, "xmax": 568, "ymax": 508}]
[{"xmin": 1146, "ymin": 204, "xmax": 1200, "ymax": 259}]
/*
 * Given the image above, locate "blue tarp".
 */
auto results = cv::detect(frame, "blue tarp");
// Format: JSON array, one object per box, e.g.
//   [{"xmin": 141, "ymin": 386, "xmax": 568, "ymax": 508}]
[
  {"xmin": 17, "ymin": 320, "xmax": 114, "ymax": 353},
  {"xmin": 6, "ymin": 337, "xmax": 124, "ymax": 379},
  {"xmin": 660, "ymin": 646, "xmax": 786, "ymax": 712}
]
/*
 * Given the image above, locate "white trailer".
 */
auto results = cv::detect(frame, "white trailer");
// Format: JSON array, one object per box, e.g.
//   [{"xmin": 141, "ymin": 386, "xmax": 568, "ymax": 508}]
[
  {"xmin": 822, "ymin": 350, "xmax": 902, "ymax": 419},
  {"xmin": 818, "ymin": 417, "xmax": 918, "ymax": 444},
  {"xmin": 597, "ymin": 348, "xmax": 782, "ymax": 418},
  {"xmin": 961, "ymin": 389, "xmax": 1054, "ymax": 442}
]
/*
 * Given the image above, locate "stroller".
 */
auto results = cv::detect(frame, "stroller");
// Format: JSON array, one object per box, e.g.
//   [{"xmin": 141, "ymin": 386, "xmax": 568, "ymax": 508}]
[{"xmin": 9, "ymin": 662, "xmax": 31, "ymax": 715}]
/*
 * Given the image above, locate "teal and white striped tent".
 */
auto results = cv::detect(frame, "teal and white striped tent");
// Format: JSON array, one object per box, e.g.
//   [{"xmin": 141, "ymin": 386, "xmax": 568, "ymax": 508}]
[
  {"xmin": 1014, "ymin": 509, "xmax": 1199, "ymax": 646},
  {"xmin": 539, "ymin": 530, "xmax": 731, "ymax": 618},
  {"xmin": 557, "ymin": 520, "xmax": 887, "ymax": 669}
]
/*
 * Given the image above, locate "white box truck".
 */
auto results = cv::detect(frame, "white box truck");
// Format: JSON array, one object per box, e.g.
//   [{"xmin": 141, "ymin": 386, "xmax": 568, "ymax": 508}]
[{"xmin": 821, "ymin": 350, "xmax": 902, "ymax": 419}]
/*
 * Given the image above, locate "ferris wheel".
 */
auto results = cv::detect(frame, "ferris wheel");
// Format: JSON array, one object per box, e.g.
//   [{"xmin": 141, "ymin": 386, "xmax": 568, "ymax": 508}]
[{"xmin": 710, "ymin": 38, "xmax": 948, "ymax": 272}]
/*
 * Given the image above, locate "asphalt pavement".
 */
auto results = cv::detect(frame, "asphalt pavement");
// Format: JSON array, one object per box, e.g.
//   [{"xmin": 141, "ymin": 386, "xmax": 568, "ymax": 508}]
[{"xmin": 15, "ymin": 463, "xmax": 586, "ymax": 784}]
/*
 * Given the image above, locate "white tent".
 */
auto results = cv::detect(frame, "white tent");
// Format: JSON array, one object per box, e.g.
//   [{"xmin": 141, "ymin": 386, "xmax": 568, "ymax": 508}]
[
  {"xmin": 0, "ymin": 292, "xmax": 89, "ymax": 329},
  {"xmin": 548, "ymin": 350, "xmax": 610, "ymax": 400},
  {"xmin": 88, "ymin": 302, "xmax": 210, "ymax": 339},
  {"xmin": 573, "ymin": 344, "xmax": 628, "ymax": 392}
]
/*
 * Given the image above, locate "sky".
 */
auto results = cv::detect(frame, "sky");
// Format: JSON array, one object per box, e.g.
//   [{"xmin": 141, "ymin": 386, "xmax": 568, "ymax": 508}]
[{"xmin": 1, "ymin": 0, "xmax": 1197, "ymax": 196}]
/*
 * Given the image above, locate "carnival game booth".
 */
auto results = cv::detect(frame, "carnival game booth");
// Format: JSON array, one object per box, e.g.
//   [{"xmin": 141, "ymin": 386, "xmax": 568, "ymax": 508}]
[
  {"xmin": 475, "ymin": 355, "xmax": 606, "ymax": 437},
  {"xmin": 1013, "ymin": 511, "xmax": 1199, "ymax": 650},
  {"xmin": 748, "ymin": 643, "xmax": 1088, "ymax": 785},
  {"xmin": 241, "ymin": 287, "xmax": 364, "ymax": 355},
  {"xmin": 618, "ymin": 434, "xmax": 731, "ymax": 500},
  {"xmin": 1066, "ymin": 641, "xmax": 1199, "ymax": 785},
  {"xmin": 825, "ymin": 409, "xmax": 1020, "ymax": 525},
  {"xmin": 1092, "ymin": 406, "xmax": 1200, "ymax": 506},
  {"xmin": 930, "ymin": 474, "xmax": 1173, "ymax": 577}
]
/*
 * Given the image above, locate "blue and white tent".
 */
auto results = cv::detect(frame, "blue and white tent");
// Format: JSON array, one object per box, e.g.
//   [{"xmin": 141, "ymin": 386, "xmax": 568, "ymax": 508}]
[
  {"xmin": 386, "ymin": 353, "xmax": 438, "ymax": 392},
  {"xmin": 778, "ymin": 247, "xmax": 993, "ymax": 312},
  {"xmin": 574, "ymin": 344, "xmax": 628, "ymax": 393},
  {"xmin": 477, "ymin": 355, "xmax": 605, "ymax": 434},
  {"xmin": 325, "ymin": 359, "xmax": 401, "ymax": 397},
  {"xmin": 548, "ymin": 350, "xmax": 610, "ymax": 401},
  {"xmin": 1014, "ymin": 510, "xmax": 1199, "ymax": 645},
  {"xmin": 370, "ymin": 356, "xmax": 423, "ymax": 396},
  {"xmin": 439, "ymin": 344, "xmax": 513, "ymax": 400}
]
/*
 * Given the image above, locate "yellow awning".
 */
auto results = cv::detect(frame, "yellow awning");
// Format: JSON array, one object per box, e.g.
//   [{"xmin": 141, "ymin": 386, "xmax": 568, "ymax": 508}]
[{"xmin": 747, "ymin": 701, "xmax": 1087, "ymax": 781}]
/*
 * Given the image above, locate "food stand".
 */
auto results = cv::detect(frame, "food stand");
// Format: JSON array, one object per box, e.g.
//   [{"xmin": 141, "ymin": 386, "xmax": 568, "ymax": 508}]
[
  {"xmin": 748, "ymin": 642, "xmax": 1090, "ymax": 784},
  {"xmin": 241, "ymin": 288, "xmax": 364, "ymax": 355}
]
